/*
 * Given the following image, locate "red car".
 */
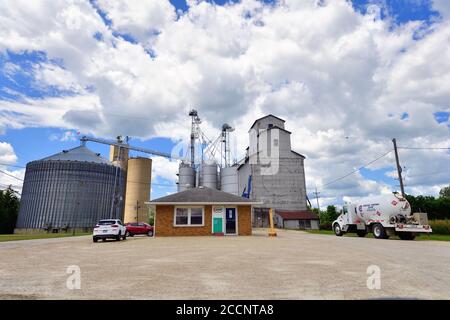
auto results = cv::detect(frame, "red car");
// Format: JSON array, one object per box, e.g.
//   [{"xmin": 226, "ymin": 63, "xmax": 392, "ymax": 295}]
[{"xmin": 125, "ymin": 222, "xmax": 154, "ymax": 237}]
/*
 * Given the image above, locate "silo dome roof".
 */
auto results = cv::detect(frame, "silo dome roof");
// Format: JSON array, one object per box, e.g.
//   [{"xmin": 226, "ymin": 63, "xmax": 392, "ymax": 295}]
[{"xmin": 40, "ymin": 146, "xmax": 111, "ymax": 164}]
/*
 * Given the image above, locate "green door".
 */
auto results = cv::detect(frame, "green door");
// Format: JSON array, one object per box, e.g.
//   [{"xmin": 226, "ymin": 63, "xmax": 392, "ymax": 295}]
[{"xmin": 213, "ymin": 217, "xmax": 223, "ymax": 233}]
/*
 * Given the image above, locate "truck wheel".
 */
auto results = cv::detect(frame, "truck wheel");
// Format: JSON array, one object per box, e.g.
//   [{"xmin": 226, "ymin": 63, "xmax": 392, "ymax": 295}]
[
  {"xmin": 356, "ymin": 230, "xmax": 367, "ymax": 237},
  {"xmin": 372, "ymin": 224, "xmax": 388, "ymax": 239},
  {"xmin": 398, "ymin": 232, "xmax": 415, "ymax": 240},
  {"xmin": 333, "ymin": 224, "xmax": 344, "ymax": 237},
  {"xmin": 93, "ymin": 237, "xmax": 98, "ymax": 243}
]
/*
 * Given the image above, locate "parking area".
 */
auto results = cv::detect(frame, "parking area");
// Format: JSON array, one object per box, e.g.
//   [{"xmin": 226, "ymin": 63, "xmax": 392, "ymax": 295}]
[{"xmin": 0, "ymin": 229, "xmax": 449, "ymax": 299}]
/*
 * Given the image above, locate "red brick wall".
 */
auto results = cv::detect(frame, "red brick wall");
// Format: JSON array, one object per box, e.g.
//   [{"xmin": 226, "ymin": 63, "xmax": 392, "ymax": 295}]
[
  {"xmin": 237, "ymin": 205, "xmax": 252, "ymax": 236},
  {"xmin": 155, "ymin": 204, "xmax": 252, "ymax": 237}
]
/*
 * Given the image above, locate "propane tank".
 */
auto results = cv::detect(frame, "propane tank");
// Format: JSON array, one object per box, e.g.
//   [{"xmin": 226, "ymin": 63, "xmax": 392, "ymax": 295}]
[{"xmin": 351, "ymin": 193, "xmax": 411, "ymax": 225}]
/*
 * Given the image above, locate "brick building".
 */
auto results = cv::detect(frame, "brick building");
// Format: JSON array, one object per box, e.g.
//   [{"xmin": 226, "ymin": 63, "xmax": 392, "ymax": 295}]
[{"xmin": 148, "ymin": 187, "xmax": 260, "ymax": 236}]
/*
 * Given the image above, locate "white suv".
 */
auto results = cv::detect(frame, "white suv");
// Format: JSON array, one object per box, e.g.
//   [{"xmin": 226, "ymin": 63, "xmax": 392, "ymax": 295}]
[{"xmin": 93, "ymin": 219, "xmax": 127, "ymax": 242}]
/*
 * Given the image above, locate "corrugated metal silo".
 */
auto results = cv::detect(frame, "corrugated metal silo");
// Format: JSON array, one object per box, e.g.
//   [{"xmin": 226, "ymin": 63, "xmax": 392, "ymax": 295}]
[
  {"xmin": 123, "ymin": 157, "xmax": 152, "ymax": 223},
  {"xmin": 15, "ymin": 146, "xmax": 126, "ymax": 233},
  {"xmin": 220, "ymin": 165, "xmax": 239, "ymax": 195},
  {"xmin": 178, "ymin": 163, "xmax": 196, "ymax": 192},
  {"xmin": 201, "ymin": 163, "xmax": 218, "ymax": 190}
]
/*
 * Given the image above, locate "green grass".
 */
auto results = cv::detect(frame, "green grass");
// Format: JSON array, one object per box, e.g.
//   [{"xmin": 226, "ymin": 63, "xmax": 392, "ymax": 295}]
[
  {"xmin": 305, "ymin": 229, "xmax": 450, "ymax": 241},
  {"xmin": 0, "ymin": 232, "xmax": 91, "ymax": 242}
]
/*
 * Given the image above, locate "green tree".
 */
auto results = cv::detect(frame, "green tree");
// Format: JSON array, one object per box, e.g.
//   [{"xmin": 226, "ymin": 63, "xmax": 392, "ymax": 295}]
[
  {"xmin": 439, "ymin": 185, "xmax": 450, "ymax": 198},
  {"xmin": 319, "ymin": 205, "xmax": 340, "ymax": 224},
  {"xmin": 0, "ymin": 186, "xmax": 20, "ymax": 234},
  {"xmin": 148, "ymin": 206, "xmax": 155, "ymax": 226},
  {"xmin": 405, "ymin": 194, "xmax": 450, "ymax": 220},
  {"xmin": 326, "ymin": 205, "xmax": 340, "ymax": 221}
]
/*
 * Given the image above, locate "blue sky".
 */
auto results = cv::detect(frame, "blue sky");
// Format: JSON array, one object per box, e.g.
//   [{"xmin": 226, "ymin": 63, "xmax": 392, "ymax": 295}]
[{"xmin": 0, "ymin": 0, "xmax": 449, "ymax": 203}]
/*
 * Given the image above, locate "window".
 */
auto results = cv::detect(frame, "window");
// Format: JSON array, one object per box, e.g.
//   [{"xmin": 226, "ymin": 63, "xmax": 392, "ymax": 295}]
[
  {"xmin": 175, "ymin": 208, "xmax": 189, "ymax": 225},
  {"xmin": 304, "ymin": 220, "xmax": 311, "ymax": 229},
  {"xmin": 174, "ymin": 207, "xmax": 204, "ymax": 226},
  {"xmin": 98, "ymin": 220, "xmax": 116, "ymax": 225},
  {"xmin": 190, "ymin": 208, "xmax": 203, "ymax": 225}
]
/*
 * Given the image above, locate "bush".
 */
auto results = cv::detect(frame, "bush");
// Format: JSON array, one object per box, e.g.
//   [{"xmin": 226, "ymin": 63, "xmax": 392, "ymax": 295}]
[
  {"xmin": 429, "ymin": 220, "xmax": 450, "ymax": 235},
  {"xmin": 320, "ymin": 222, "xmax": 332, "ymax": 230}
]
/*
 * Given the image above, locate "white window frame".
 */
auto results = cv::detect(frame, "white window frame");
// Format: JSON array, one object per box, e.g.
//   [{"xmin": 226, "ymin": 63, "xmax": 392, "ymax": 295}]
[{"xmin": 173, "ymin": 206, "xmax": 205, "ymax": 227}]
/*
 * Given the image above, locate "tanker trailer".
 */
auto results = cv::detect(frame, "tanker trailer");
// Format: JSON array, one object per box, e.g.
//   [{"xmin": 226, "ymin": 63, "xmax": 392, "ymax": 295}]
[{"xmin": 332, "ymin": 192, "xmax": 432, "ymax": 240}]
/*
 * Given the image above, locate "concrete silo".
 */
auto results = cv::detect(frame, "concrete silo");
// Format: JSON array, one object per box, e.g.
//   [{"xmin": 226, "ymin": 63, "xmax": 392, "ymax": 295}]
[
  {"xmin": 109, "ymin": 145, "xmax": 129, "ymax": 170},
  {"xmin": 15, "ymin": 146, "xmax": 126, "ymax": 233},
  {"xmin": 123, "ymin": 157, "xmax": 152, "ymax": 223}
]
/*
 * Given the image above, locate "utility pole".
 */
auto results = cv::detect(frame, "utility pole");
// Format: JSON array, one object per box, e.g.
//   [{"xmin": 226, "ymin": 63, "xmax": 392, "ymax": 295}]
[
  {"xmin": 313, "ymin": 185, "xmax": 321, "ymax": 211},
  {"xmin": 110, "ymin": 146, "xmax": 120, "ymax": 219},
  {"xmin": 135, "ymin": 200, "xmax": 141, "ymax": 223},
  {"xmin": 392, "ymin": 138, "xmax": 405, "ymax": 197}
]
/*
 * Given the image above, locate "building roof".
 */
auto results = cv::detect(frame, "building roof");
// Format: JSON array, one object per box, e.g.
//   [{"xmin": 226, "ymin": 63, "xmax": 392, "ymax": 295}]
[
  {"xmin": 259, "ymin": 125, "xmax": 292, "ymax": 135},
  {"xmin": 275, "ymin": 210, "xmax": 319, "ymax": 220},
  {"xmin": 40, "ymin": 146, "xmax": 111, "ymax": 164},
  {"xmin": 291, "ymin": 150, "xmax": 306, "ymax": 159},
  {"xmin": 148, "ymin": 187, "xmax": 262, "ymax": 205},
  {"xmin": 249, "ymin": 114, "xmax": 286, "ymax": 131}
]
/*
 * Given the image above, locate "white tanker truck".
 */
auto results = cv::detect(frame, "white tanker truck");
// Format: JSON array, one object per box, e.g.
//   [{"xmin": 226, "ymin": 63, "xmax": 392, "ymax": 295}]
[{"xmin": 332, "ymin": 193, "xmax": 432, "ymax": 240}]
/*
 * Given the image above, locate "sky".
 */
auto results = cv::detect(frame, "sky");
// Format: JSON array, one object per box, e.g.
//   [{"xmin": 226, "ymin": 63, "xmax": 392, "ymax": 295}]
[{"xmin": 0, "ymin": 0, "xmax": 449, "ymax": 206}]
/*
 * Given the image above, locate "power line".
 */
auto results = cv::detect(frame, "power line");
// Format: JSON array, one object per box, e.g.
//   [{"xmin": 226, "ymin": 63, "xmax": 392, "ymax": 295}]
[
  {"xmin": 0, "ymin": 162, "xmax": 26, "ymax": 168},
  {"xmin": 0, "ymin": 183, "xmax": 22, "ymax": 188},
  {"xmin": 406, "ymin": 170, "xmax": 450, "ymax": 178},
  {"xmin": 0, "ymin": 184, "xmax": 22, "ymax": 195},
  {"xmin": 319, "ymin": 150, "xmax": 393, "ymax": 189},
  {"xmin": 0, "ymin": 169, "xmax": 24, "ymax": 181},
  {"xmin": 398, "ymin": 146, "xmax": 450, "ymax": 150}
]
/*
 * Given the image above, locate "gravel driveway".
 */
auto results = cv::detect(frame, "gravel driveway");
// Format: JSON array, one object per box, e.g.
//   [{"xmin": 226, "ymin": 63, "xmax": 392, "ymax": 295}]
[{"xmin": 0, "ymin": 229, "xmax": 449, "ymax": 299}]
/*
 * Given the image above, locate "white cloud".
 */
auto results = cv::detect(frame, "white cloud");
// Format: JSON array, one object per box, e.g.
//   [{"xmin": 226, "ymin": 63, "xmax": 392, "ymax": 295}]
[
  {"xmin": 0, "ymin": 0, "xmax": 449, "ymax": 200},
  {"xmin": 49, "ymin": 130, "xmax": 78, "ymax": 142},
  {"xmin": 95, "ymin": 0, "xmax": 176, "ymax": 44},
  {"xmin": 0, "ymin": 142, "xmax": 18, "ymax": 164},
  {"xmin": 0, "ymin": 142, "xmax": 23, "ymax": 193},
  {"xmin": 433, "ymin": 0, "xmax": 450, "ymax": 20},
  {"xmin": 151, "ymin": 156, "xmax": 179, "ymax": 183}
]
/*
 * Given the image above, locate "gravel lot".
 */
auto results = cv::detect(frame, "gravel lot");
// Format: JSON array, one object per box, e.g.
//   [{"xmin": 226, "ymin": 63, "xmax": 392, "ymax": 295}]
[{"xmin": 0, "ymin": 229, "xmax": 449, "ymax": 300}]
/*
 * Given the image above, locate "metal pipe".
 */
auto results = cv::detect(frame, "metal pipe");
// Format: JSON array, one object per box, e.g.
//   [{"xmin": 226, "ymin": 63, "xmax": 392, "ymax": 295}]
[{"xmin": 80, "ymin": 136, "xmax": 178, "ymax": 159}]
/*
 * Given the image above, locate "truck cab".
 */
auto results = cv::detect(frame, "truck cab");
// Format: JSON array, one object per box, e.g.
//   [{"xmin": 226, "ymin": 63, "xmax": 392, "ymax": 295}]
[{"xmin": 333, "ymin": 203, "xmax": 368, "ymax": 237}]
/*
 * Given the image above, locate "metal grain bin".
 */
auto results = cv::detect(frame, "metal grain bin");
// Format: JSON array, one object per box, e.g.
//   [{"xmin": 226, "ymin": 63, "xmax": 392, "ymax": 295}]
[
  {"xmin": 220, "ymin": 165, "xmax": 239, "ymax": 195},
  {"xmin": 178, "ymin": 163, "xmax": 196, "ymax": 192},
  {"xmin": 201, "ymin": 163, "xmax": 218, "ymax": 190},
  {"xmin": 15, "ymin": 146, "xmax": 126, "ymax": 233}
]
